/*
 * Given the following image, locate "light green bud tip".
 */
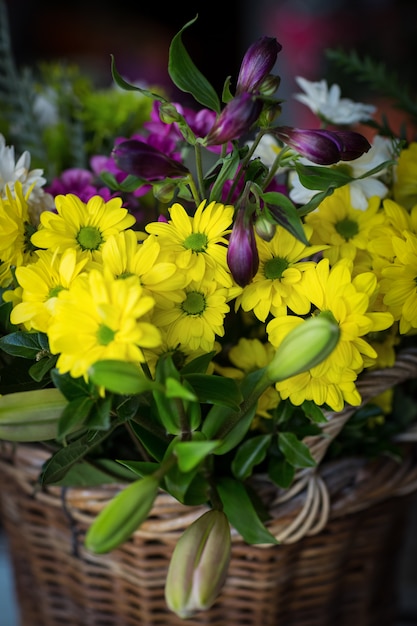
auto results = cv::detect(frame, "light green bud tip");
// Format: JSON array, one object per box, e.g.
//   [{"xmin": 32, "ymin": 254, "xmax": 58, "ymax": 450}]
[
  {"xmin": 165, "ymin": 510, "xmax": 231, "ymax": 619},
  {"xmin": 266, "ymin": 312, "xmax": 340, "ymax": 383}
]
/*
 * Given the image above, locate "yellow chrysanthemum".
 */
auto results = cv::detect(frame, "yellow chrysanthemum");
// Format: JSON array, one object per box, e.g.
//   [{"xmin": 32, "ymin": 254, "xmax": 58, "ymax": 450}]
[
  {"xmin": 235, "ymin": 225, "xmax": 326, "ymax": 321},
  {"xmin": 151, "ymin": 279, "xmax": 230, "ymax": 353},
  {"xmin": 215, "ymin": 338, "xmax": 280, "ymax": 419},
  {"xmin": 31, "ymin": 194, "xmax": 136, "ymax": 262},
  {"xmin": 0, "ymin": 182, "xmax": 37, "ymax": 285},
  {"xmin": 10, "ymin": 248, "xmax": 89, "ymax": 332},
  {"xmin": 305, "ymin": 186, "xmax": 384, "ymax": 264},
  {"xmin": 380, "ymin": 231, "xmax": 417, "ymax": 333},
  {"xmin": 100, "ymin": 230, "xmax": 189, "ymax": 307},
  {"xmin": 393, "ymin": 142, "xmax": 417, "ymax": 210},
  {"xmin": 145, "ymin": 200, "xmax": 234, "ymax": 287},
  {"xmin": 47, "ymin": 269, "xmax": 161, "ymax": 379},
  {"xmin": 267, "ymin": 258, "xmax": 394, "ymax": 411}
]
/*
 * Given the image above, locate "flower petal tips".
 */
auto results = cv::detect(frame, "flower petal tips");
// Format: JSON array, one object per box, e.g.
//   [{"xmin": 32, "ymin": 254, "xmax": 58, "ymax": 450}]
[
  {"xmin": 165, "ymin": 510, "xmax": 232, "ymax": 619},
  {"xmin": 204, "ymin": 94, "xmax": 263, "ymax": 146},
  {"xmin": 236, "ymin": 36, "xmax": 282, "ymax": 95}
]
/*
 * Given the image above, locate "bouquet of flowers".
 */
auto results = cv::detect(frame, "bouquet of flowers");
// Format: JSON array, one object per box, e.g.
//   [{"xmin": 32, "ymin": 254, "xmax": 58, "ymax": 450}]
[{"xmin": 1, "ymin": 4, "xmax": 417, "ymax": 619}]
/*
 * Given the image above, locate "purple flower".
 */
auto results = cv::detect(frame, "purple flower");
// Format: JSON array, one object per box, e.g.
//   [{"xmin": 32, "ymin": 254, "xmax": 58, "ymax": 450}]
[
  {"xmin": 112, "ymin": 140, "xmax": 189, "ymax": 180},
  {"xmin": 236, "ymin": 36, "xmax": 282, "ymax": 95},
  {"xmin": 273, "ymin": 127, "xmax": 371, "ymax": 165},
  {"xmin": 227, "ymin": 208, "xmax": 259, "ymax": 287},
  {"xmin": 45, "ymin": 168, "xmax": 116, "ymax": 202},
  {"xmin": 205, "ymin": 94, "xmax": 263, "ymax": 146}
]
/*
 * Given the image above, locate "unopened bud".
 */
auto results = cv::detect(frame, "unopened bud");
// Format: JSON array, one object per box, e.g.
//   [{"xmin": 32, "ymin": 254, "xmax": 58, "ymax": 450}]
[
  {"xmin": 266, "ymin": 312, "xmax": 340, "ymax": 382},
  {"xmin": 165, "ymin": 510, "xmax": 231, "ymax": 619},
  {"xmin": 254, "ymin": 213, "xmax": 276, "ymax": 242},
  {"xmin": 85, "ymin": 475, "xmax": 159, "ymax": 553}
]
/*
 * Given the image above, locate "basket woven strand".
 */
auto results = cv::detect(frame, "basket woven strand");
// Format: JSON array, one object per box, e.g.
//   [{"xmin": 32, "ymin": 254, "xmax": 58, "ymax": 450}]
[{"xmin": 1, "ymin": 347, "xmax": 417, "ymax": 626}]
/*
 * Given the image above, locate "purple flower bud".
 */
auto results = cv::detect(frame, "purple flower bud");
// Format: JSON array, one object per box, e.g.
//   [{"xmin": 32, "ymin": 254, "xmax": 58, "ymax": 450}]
[
  {"xmin": 273, "ymin": 126, "xmax": 370, "ymax": 165},
  {"xmin": 273, "ymin": 127, "xmax": 343, "ymax": 165},
  {"xmin": 236, "ymin": 36, "xmax": 282, "ymax": 95},
  {"xmin": 204, "ymin": 94, "xmax": 263, "ymax": 146},
  {"xmin": 334, "ymin": 130, "xmax": 372, "ymax": 161},
  {"xmin": 112, "ymin": 140, "xmax": 189, "ymax": 180},
  {"xmin": 227, "ymin": 208, "xmax": 259, "ymax": 287}
]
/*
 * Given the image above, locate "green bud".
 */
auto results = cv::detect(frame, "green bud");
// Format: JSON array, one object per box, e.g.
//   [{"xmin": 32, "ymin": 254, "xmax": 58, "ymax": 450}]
[
  {"xmin": 0, "ymin": 388, "xmax": 67, "ymax": 441},
  {"xmin": 152, "ymin": 180, "xmax": 178, "ymax": 204},
  {"xmin": 266, "ymin": 312, "xmax": 340, "ymax": 383},
  {"xmin": 165, "ymin": 510, "xmax": 231, "ymax": 618},
  {"xmin": 254, "ymin": 213, "xmax": 276, "ymax": 242},
  {"xmin": 85, "ymin": 475, "xmax": 159, "ymax": 553}
]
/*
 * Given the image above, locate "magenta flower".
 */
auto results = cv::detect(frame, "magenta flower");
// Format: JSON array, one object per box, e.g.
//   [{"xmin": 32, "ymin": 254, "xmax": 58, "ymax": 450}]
[
  {"xmin": 236, "ymin": 36, "xmax": 282, "ymax": 95},
  {"xmin": 45, "ymin": 168, "xmax": 116, "ymax": 202}
]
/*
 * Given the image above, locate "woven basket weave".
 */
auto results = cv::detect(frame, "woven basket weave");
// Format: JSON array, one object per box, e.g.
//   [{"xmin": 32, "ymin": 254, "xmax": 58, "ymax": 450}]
[{"xmin": 1, "ymin": 348, "xmax": 417, "ymax": 626}]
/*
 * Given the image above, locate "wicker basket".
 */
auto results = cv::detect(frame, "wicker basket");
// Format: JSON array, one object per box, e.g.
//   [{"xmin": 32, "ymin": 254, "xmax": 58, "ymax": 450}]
[{"xmin": 1, "ymin": 348, "xmax": 417, "ymax": 626}]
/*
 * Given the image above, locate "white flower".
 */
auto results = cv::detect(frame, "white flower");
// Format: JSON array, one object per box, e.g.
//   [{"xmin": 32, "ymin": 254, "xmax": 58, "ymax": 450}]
[
  {"xmin": 289, "ymin": 135, "xmax": 396, "ymax": 210},
  {"xmin": 246, "ymin": 133, "xmax": 281, "ymax": 167},
  {"xmin": 0, "ymin": 134, "xmax": 54, "ymax": 221},
  {"xmin": 0, "ymin": 133, "xmax": 47, "ymax": 198},
  {"xmin": 293, "ymin": 76, "xmax": 376, "ymax": 125}
]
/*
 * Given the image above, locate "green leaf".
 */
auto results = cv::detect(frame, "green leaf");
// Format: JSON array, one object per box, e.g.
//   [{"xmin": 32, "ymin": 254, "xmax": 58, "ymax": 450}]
[
  {"xmin": 116, "ymin": 460, "xmax": 160, "ymax": 478},
  {"xmin": 295, "ymin": 162, "xmax": 352, "ymax": 191},
  {"xmin": 183, "ymin": 373, "xmax": 243, "ymax": 409},
  {"xmin": 88, "ymin": 360, "xmax": 157, "ymax": 395},
  {"xmin": 168, "ymin": 16, "xmax": 220, "ymax": 113},
  {"xmin": 28, "ymin": 354, "xmax": 57, "ymax": 381},
  {"xmin": 260, "ymin": 190, "xmax": 309, "ymax": 244},
  {"xmin": 277, "ymin": 431, "xmax": 317, "ymax": 468},
  {"xmin": 217, "ymin": 477, "xmax": 279, "ymax": 544},
  {"xmin": 165, "ymin": 377, "xmax": 198, "ymax": 401},
  {"xmin": 0, "ymin": 331, "xmax": 48, "ymax": 359},
  {"xmin": 231, "ymin": 434, "xmax": 271, "ymax": 480},
  {"xmin": 301, "ymin": 400, "xmax": 328, "ymax": 424},
  {"xmin": 268, "ymin": 456, "xmax": 295, "ymax": 489},
  {"xmin": 208, "ymin": 149, "xmax": 241, "ymax": 202},
  {"xmin": 41, "ymin": 423, "xmax": 123, "ymax": 484},
  {"xmin": 52, "ymin": 458, "xmax": 136, "ymax": 486},
  {"xmin": 57, "ymin": 395, "xmax": 95, "ymax": 439},
  {"xmin": 51, "ymin": 369, "xmax": 94, "ymax": 400},
  {"xmin": 179, "ymin": 351, "xmax": 217, "ymax": 375},
  {"xmin": 110, "ymin": 54, "xmax": 167, "ymax": 102},
  {"xmin": 174, "ymin": 440, "xmax": 221, "ymax": 473}
]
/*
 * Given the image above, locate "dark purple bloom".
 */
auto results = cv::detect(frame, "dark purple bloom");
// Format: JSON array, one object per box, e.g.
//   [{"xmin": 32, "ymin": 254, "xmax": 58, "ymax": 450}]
[
  {"xmin": 273, "ymin": 127, "xmax": 371, "ymax": 165},
  {"xmin": 112, "ymin": 140, "xmax": 189, "ymax": 180},
  {"xmin": 236, "ymin": 36, "xmax": 282, "ymax": 95},
  {"xmin": 205, "ymin": 94, "xmax": 263, "ymax": 146},
  {"xmin": 334, "ymin": 130, "xmax": 373, "ymax": 161},
  {"xmin": 227, "ymin": 208, "xmax": 259, "ymax": 287}
]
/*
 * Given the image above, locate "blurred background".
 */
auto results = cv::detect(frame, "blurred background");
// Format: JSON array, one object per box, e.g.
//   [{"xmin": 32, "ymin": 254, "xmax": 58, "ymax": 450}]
[{"xmin": 1, "ymin": 0, "xmax": 417, "ymax": 624}]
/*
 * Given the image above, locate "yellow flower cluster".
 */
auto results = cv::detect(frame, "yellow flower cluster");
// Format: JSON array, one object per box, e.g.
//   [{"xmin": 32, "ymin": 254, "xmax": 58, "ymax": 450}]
[{"xmin": 2, "ymin": 140, "xmax": 417, "ymax": 413}]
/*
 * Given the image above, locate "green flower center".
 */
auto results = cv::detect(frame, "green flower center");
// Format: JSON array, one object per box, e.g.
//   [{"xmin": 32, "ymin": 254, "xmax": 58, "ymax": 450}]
[
  {"xmin": 97, "ymin": 324, "xmax": 116, "ymax": 346},
  {"xmin": 77, "ymin": 226, "xmax": 103, "ymax": 251},
  {"xmin": 183, "ymin": 232, "xmax": 208, "ymax": 253},
  {"xmin": 182, "ymin": 291, "xmax": 206, "ymax": 316},
  {"xmin": 264, "ymin": 256, "xmax": 289, "ymax": 280},
  {"xmin": 48, "ymin": 285, "xmax": 66, "ymax": 299},
  {"xmin": 335, "ymin": 218, "xmax": 359, "ymax": 241}
]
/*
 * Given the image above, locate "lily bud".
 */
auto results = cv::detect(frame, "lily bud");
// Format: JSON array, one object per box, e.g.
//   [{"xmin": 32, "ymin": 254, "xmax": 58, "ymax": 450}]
[
  {"xmin": 335, "ymin": 130, "xmax": 373, "ymax": 161},
  {"xmin": 165, "ymin": 510, "xmax": 231, "ymax": 619},
  {"xmin": 266, "ymin": 312, "xmax": 340, "ymax": 382},
  {"xmin": 227, "ymin": 207, "xmax": 259, "ymax": 286},
  {"xmin": 112, "ymin": 140, "xmax": 189, "ymax": 180},
  {"xmin": 273, "ymin": 127, "xmax": 370, "ymax": 165},
  {"xmin": 85, "ymin": 475, "xmax": 160, "ymax": 553},
  {"xmin": 236, "ymin": 36, "xmax": 282, "ymax": 95},
  {"xmin": 254, "ymin": 212, "xmax": 276, "ymax": 242},
  {"xmin": 204, "ymin": 93, "xmax": 263, "ymax": 146}
]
